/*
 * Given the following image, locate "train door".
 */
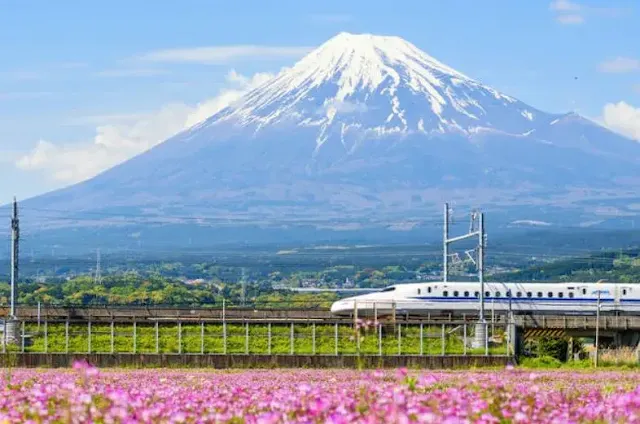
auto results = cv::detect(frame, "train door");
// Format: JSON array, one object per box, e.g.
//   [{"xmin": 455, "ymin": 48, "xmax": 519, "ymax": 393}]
[{"xmin": 614, "ymin": 284, "xmax": 621, "ymax": 309}]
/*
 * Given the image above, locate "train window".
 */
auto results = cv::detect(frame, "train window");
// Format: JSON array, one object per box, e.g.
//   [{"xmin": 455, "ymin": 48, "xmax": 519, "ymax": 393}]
[
  {"xmin": 417, "ymin": 289, "xmax": 421, "ymax": 295},
  {"xmin": 582, "ymin": 289, "xmax": 586, "ymax": 295},
  {"xmin": 443, "ymin": 291, "xmax": 448, "ymax": 297},
  {"xmin": 485, "ymin": 291, "xmax": 490, "ymax": 298},
  {"xmin": 506, "ymin": 290, "xmax": 512, "ymax": 298},
  {"xmin": 558, "ymin": 292, "xmax": 564, "ymax": 298},
  {"xmin": 453, "ymin": 291, "xmax": 459, "ymax": 297},
  {"xmin": 548, "ymin": 292, "xmax": 553, "ymax": 298},
  {"xmin": 516, "ymin": 292, "xmax": 522, "ymax": 298},
  {"xmin": 464, "ymin": 291, "xmax": 469, "ymax": 297},
  {"xmin": 381, "ymin": 287, "xmax": 396, "ymax": 292},
  {"xmin": 537, "ymin": 292, "xmax": 543, "ymax": 298},
  {"xmin": 569, "ymin": 292, "xmax": 574, "ymax": 298},
  {"xmin": 474, "ymin": 291, "xmax": 480, "ymax": 298},
  {"xmin": 427, "ymin": 287, "xmax": 432, "ymax": 293},
  {"xmin": 623, "ymin": 289, "xmax": 627, "ymax": 296},
  {"xmin": 495, "ymin": 292, "xmax": 501, "ymax": 297},
  {"xmin": 527, "ymin": 292, "xmax": 532, "ymax": 298}
]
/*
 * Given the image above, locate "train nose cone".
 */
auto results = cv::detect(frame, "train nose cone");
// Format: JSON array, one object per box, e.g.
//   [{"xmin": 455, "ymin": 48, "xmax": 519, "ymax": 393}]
[{"xmin": 330, "ymin": 300, "xmax": 352, "ymax": 314}]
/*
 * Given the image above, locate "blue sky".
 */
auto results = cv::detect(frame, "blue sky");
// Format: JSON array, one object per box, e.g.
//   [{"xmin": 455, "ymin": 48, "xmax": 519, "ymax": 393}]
[{"xmin": 0, "ymin": 0, "xmax": 639, "ymax": 204}]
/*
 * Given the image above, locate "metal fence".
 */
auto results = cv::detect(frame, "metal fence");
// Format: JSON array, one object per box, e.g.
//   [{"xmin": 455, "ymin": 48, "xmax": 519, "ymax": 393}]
[{"xmin": 2, "ymin": 319, "xmax": 513, "ymax": 356}]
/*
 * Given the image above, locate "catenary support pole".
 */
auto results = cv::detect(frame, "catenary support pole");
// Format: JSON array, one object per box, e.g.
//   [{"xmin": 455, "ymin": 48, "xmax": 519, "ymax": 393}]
[
  {"xmin": 443, "ymin": 203, "xmax": 449, "ymax": 282},
  {"xmin": 88, "ymin": 321, "xmax": 92, "ymax": 353},
  {"xmin": 111, "ymin": 321, "xmax": 115, "ymax": 354}
]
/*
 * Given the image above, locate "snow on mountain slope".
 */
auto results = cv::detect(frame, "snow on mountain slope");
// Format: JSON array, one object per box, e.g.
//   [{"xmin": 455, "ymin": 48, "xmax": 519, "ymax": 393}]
[{"xmin": 192, "ymin": 32, "xmax": 546, "ymax": 146}]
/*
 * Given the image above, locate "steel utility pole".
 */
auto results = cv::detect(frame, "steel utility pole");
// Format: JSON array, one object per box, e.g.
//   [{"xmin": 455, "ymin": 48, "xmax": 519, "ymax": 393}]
[
  {"xmin": 443, "ymin": 203, "xmax": 449, "ymax": 282},
  {"xmin": 94, "ymin": 249, "xmax": 101, "ymax": 285},
  {"xmin": 10, "ymin": 197, "xmax": 19, "ymax": 319},
  {"xmin": 593, "ymin": 279, "xmax": 608, "ymax": 368}
]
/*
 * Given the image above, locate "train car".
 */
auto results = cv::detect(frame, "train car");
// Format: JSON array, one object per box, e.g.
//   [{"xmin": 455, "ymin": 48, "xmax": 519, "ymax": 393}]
[{"xmin": 330, "ymin": 281, "xmax": 640, "ymax": 316}]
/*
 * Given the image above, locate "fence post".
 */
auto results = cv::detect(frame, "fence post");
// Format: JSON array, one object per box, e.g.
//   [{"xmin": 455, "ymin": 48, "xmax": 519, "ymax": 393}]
[
  {"xmin": 378, "ymin": 322, "xmax": 382, "ymax": 356},
  {"xmin": 485, "ymin": 321, "xmax": 489, "ymax": 356},
  {"xmin": 111, "ymin": 321, "xmax": 115, "ymax": 354},
  {"xmin": 312, "ymin": 323, "xmax": 316, "ymax": 355},
  {"xmin": 178, "ymin": 321, "xmax": 182, "ymax": 354},
  {"xmin": 245, "ymin": 322, "xmax": 249, "ymax": 355},
  {"xmin": 441, "ymin": 324, "xmax": 445, "ymax": 356},
  {"xmin": 21, "ymin": 320, "xmax": 25, "ymax": 353},
  {"xmin": 155, "ymin": 321, "xmax": 159, "ymax": 354},
  {"xmin": 267, "ymin": 323, "xmax": 272, "ymax": 355},
  {"xmin": 398, "ymin": 323, "xmax": 402, "ymax": 355},
  {"xmin": 334, "ymin": 323, "xmax": 339, "ymax": 355},
  {"xmin": 2, "ymin": 320, "xmax": 6, "ymax": 354},
  {"xmin": 44, "ymin": 320, "xmax": 48, "ymax": 354},
  {"xmin": 87, "ymin": 321, "xmax": 92, "ymax": 353},
  {"xmin": 200, "ymin": 321, "xmax": 205, "ymax": 355},
  {"xmin": 420, "ymin": 323, "xmax": 424, "ymax": 355},
  {"xmin": 223, "ymin": 321, "xmax": 228, "ymax": 355},
  {"xmin": 133, "ymin": 321, "xmax": 137, "ymax": 354},
  {"xmin": 463, "ymin": 323, "xmax": 467, "ymax": 355},
  {"xmin": 290, "ymin": 322, "xmax": 294, "ymax": 355}
]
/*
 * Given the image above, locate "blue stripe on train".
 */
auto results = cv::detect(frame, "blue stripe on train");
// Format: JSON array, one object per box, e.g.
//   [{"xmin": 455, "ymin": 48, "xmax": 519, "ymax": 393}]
[{"xmin": 408, "ymin": 296, "xmax": 640, "ymax": 303}]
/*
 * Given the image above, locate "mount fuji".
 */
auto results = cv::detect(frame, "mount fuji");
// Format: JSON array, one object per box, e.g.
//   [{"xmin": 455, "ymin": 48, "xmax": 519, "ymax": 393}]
[{"xmin": 16, "ymin": 32, "xmax": 640, "ymax": 245}]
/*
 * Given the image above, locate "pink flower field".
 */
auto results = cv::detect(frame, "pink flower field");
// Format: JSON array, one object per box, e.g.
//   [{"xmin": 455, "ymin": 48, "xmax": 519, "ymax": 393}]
[{"xmin": 0, "ymin": 363, "xmax": 639, "ymax": 423}]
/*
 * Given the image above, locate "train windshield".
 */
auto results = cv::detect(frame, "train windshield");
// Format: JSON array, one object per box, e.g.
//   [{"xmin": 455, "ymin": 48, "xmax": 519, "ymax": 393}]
[{"xmin": 380, "ymin": 286, "xmax": 396, "ymax": 292}]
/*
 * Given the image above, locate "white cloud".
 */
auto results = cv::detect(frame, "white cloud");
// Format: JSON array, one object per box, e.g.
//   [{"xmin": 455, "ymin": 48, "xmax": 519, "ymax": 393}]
[
  {"xmin": 602, "ymin": 101, "xmax": 640, "ymax": 141},
  {"xmin": 556, "ymin": 14, "xmax": 584, "ymax": 24},
  {"xmin": 16, "ymin": 70, "xmax": 275, "ymax": 183},
  {"xmin": 598, "ymin": 57, "xmax": 640, "ymax": 73},
  {"xmin": 549, "ymin": 0, "xmax": 623, "ymax": 24},
  {"xmin": 138, "ymin": 45, "xmax": 311, "ymax": 65},
  {"xmin": 95, "ymin": 68, "xmax": 169, "ymax": 77},
  {"xmin": 549, "ymin": 0, "xmax": 581, "ymax": 12}
]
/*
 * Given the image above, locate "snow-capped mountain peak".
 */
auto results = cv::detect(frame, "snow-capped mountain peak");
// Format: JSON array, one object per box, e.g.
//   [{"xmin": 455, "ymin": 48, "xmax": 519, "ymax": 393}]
[{"xmin": 202, "ymin": 32, "xmax": 541, "ymax": 142}]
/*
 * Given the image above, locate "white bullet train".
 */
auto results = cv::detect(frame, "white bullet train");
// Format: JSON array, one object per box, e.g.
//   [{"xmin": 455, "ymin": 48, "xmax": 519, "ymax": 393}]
[{"xmin": 330, "ymin": 281, "xmax": 640, "ymax": 316}]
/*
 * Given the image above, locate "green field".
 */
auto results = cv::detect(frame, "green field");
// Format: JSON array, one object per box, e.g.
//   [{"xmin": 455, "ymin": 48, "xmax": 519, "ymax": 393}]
[{"xmin": 17, "ymin": 322, "xmax": 509, "ymax": 356}]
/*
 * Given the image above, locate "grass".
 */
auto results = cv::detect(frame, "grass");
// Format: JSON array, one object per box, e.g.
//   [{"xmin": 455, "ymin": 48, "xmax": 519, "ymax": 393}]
[{"xmin": 18, "ymin": 322, "xmax": 510, "ymax": 356}]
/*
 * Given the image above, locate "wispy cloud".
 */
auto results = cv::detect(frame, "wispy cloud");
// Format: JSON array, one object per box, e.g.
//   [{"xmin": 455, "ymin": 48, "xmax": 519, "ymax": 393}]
[
  {"xmin": 0, "ymin": 91, "xmax": 53, "ymax": 100},
  {"xmin": 16, "ymin": 70, "xmax": 275, "ymax": 183},
  {"xmin": 95, "ymin": 68, "xmax": 169, "ymax": 78},
  {"xmin": 598, "ymin": 57, "xmax": 640, "ymax": 73},
  {"xmin": 549, "ymin": 0, "xmax": 625, "ymax": 24},
  {"xmin": 138, "ymin": 45, "xmax": 312, "ymax": 65},
  {"xmin": 556, "ymin": 14, "xmax": 585, "ymax": 24},
  {"xmin": 310, "ymin": 14, "xmax": 352, "ymax": 24},
  {"xmin": 0, "ymin": 70, "xmax": 44, "ymax": 81}
]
